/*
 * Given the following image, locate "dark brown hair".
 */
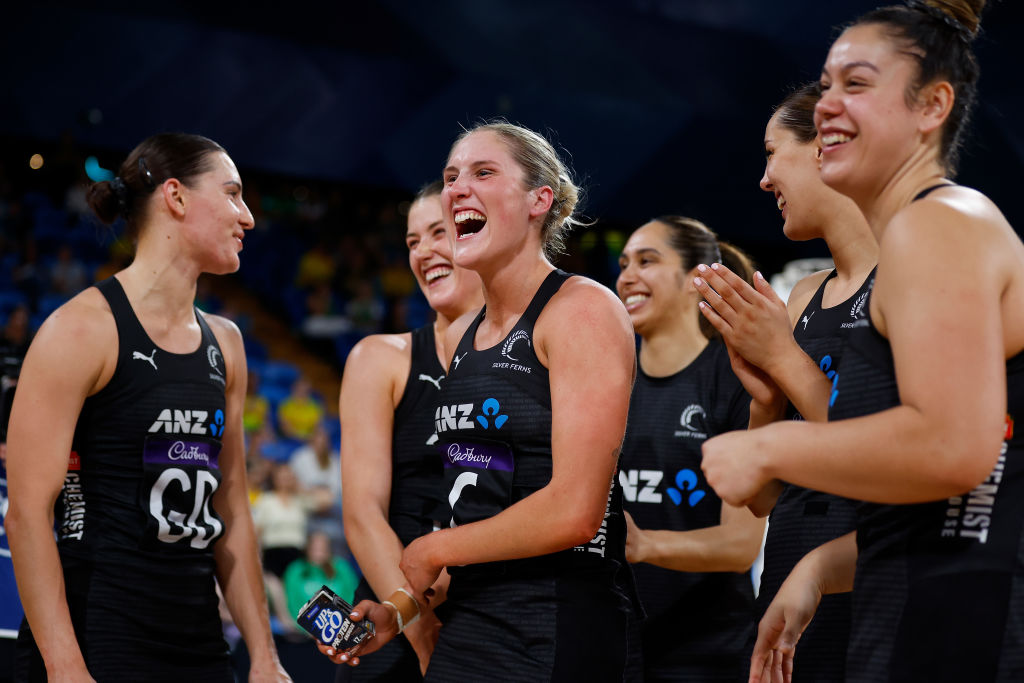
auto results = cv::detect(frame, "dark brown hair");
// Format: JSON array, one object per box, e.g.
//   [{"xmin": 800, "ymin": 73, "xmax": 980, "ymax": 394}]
[
  {"xmin": 414, "ymin": 178, "xmax": 444, "ymax": 202},
  {"xmin": 86, "ymin": 133, "xmax": 226, "ymax": 238},
  {"xmin": 773, "ymin": 82, "xmax": 822, "ymax": 145},
  {"xmin": 849, "ymin": 0, "xmax": 985, "ymax": 175},
  {"xmin": 654, "ymin": 215, "xmax": 756, "ymax": 340}
]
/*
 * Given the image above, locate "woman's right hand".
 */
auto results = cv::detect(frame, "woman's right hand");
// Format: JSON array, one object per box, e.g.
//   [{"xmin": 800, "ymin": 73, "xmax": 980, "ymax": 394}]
[
  {"xmin": 403, "ymin": 608, "xmax": 442, "ymax": 676},
  {"xmin": 315, "ymin": 600, "xmax": 400, "ymax": 666},
  {"xmin": 748, "ymin": 559, "xmax": 823, "ymax": 683}
]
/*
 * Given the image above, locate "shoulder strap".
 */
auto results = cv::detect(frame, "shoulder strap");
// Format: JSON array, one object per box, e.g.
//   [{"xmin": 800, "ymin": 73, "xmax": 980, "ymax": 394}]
[{"xmin": 520, "ymin": 269, "xmax": 572, "ymax": 329}]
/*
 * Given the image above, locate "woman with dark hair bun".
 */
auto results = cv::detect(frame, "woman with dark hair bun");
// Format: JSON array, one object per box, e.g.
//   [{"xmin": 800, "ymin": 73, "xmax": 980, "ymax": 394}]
[
  {"xmin": 694, "ymin": 81, "xmax": 877, "ymax": 682},
  {"xmin": 701, "ymin": 2, "xmax": 1024, "ymax": 681},
  {"xmin": 614, "ymin": 215, "xmax": 764, "ymax": 681},
  {"xmin": 5, "ymin": 133, "xmax": 290, "ymax": 681}
]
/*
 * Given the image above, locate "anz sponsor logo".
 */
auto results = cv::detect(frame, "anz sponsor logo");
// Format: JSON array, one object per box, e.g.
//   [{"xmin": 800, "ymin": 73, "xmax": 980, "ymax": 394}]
[
  {"xmin": 674, "ymin": 404, "xmax": 707, "ymax": 439},
  {"xmin": 818, "ymin": 354, "xmax": 840, "ymax": 408},
  {"xmin": 434, "ymin": 403, "xmax": 475, "ymax": 433},
  {"xmin": 619, "ymin": 469, "xmax": 663, "ymax": 503},
  {"xmin": 148, "ymin": 408, "xmax": 224, "ymax": 436}
]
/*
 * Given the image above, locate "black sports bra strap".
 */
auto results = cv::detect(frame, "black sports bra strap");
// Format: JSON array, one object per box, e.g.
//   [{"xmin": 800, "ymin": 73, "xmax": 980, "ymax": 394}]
[
  {"xmin": 912, "ymin": 183, "xmax": 954, "ymax": 202},
  {"xmin": 95, "ymin": 276, "xmax": 134, "ymax": 320}
]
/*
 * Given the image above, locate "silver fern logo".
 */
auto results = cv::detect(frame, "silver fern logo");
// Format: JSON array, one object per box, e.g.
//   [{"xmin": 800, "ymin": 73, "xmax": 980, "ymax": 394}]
[{"xmin": 501, "ymin": 329, "xmax": 531, "ymax": 362}]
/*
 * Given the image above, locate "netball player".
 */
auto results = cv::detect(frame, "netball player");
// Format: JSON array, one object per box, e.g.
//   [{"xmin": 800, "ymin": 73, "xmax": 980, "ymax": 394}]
[
  {"xmin": 700, "ymin": 2, "xmax": 1024, "ymax": 680},
  {"xmin": 616, "ymin": 216, "xmax": 763, "ymax": 681},
  {"xmin": 327, "ymin": 121, "xmax": 636, "ymax": 680},
  {"xmin": 694, "ymin": 83, "xmax": 877, "ymax": 681},
  {"xmin": 5, "ymin": 134, "xmax": 290, "ymax": 681},
  {"xmin": 335, "ymin": 180, "xmax": 482, "ymax": 681}
]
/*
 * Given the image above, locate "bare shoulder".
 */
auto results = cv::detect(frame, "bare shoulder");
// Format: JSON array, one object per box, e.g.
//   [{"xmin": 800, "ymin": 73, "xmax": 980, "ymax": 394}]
[
  {"xmin": 786, "ymin": 269, "xmax": 832, "ymax": 321},
  {"xmin": 346, "ymin": 332, "xmax": 412, "ymax": 371},
  {"xmin": 886, "ymin": 185, "xmax": 1009, "ymax": 255},
  {"xmin": 26, "ymin": 287, "xmax": 117, "ymax": 392},
  {"xmin": 199, "ymin": 312, "xmax": 243, "ymax": 346},
  {"xmin": 538, "ymin": 275, "xmax": 633, "ymax": 347},
  {"xmin": 442, "ymin": 310, "xmax": 479, "ymax": 365}
]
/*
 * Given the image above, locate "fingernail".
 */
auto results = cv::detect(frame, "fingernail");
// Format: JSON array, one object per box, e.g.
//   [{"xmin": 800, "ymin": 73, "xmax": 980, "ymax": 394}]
[
  {"xmin": 694, "ymin": 277, "xmax": 703, "ymax": 287},
  {"xmin": 698, "ymin": 301, "xmax": 707, "ymax": 309},
  {"xmin": 696, "ymin": 264, "xmax": 707, "ymax": 273},
  {"xmin": 755, "ymin": 271, "xmax": 764, "ymax": 280},
  {"xmin": 327, "ymin": 648, "xmax": 334, "ymax": 656},
  {"xmin": 350, "ymin": 612, "xmax": 359, "ymax": 618},
  {"xmin": 710, "ymin": 263, "xmax": 719, "ymax": 270}
]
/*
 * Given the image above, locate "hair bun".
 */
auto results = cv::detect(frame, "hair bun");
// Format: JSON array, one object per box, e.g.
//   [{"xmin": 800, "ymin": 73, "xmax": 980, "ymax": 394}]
[
  {"xmin": 85, "ymin": 180, "xmax": 123, "ymax": 225},
  {"xmin": 909, "ymin": 0, "xmax": 984, "ymax": 39}
]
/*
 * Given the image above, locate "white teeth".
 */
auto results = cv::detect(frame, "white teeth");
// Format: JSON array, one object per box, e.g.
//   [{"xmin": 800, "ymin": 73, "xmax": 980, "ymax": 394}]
[
  {"xmin": 625, "ymin": 294, "xmax": 648, "ymax": 306},
  {"xmin": 454, "ymin": 210, "xmax": 486, "ymax": 224},
  {"xmin": 777, "ymin": 195, "xmax": 786, "ymax": 211},
  {"xmin": 821, "ymin": 132, "xmax": 852, "ymax": 146},
  {"xmin": 425, "ymin": 267, "xmax": 452, "ymax": 282}
]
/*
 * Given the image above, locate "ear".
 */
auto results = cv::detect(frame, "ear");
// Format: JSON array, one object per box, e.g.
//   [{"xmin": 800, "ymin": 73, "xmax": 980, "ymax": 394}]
[
  {"xmin": 918, "ymin": 80, "xmax": 955, "ymax": 135},
  {"xmin": 814, "ymin": 142, "xmax": 824, "ymax": 170},
  {"xmin": 161, "ymin": 178, "xmax": 187, "ymax": 219},
  {"xmin": 527, "ymin": 185, "xmax": 554, "ymax": 220}
]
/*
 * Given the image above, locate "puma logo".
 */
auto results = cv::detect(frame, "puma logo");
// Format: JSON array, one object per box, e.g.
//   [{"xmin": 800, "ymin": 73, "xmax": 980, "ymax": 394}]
[
  {"xmin": 801, "ymin": 311, "xmax": 815, "ymax": 331},
  {"xmin": 133, "ymin": 349, "xmax": 158, "ymax": 370},
  {"xmin": 418, "ymin": 374, "xmax": 443, "ymax": 390},
  {"xmin": 452, "ymin": 353, "xmax": 467, "ymax": 370}
]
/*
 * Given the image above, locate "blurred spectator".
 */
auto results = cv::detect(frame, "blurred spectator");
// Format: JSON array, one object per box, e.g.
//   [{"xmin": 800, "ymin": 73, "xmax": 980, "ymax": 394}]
[
  {"xmin": 294, "ymin": 242, "xmax": 335, "ymax": 290},
  {"xmin": 344, "ymin": 280, "xmax": 384, "ymax": 336},
  {"xmin": 283, "ymin": 531, "xmax": 360, "ymax": 622},
  {"xmin": 49, "ymin": 244, "xmax": 88, "ymax": 296},
  {"xmin": 1, "ymin": 306, "xmax": 32, "ymax": 358},
  {"xmin": 244, "ymin": 370, "xmax": 270, "ymax": 435},
  {"xmin": 94, "ymin": 241, "xmax": 133, "ymax": 282},
  {"xmin": 276, "ymin": 377, "xmax": 324, "ymax": 441},
  {"xmin": 251, "ymin": 463, "xmax": 311, "ymax": 577},
  {"xmin": 289, "ymin": 422, "xmax": 344, "ymax": 551}
]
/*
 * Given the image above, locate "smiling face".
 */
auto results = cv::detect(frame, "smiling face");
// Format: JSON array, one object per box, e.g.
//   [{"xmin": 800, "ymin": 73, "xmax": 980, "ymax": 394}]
[
  {"xmin": 814, "ymin": 23, "xmax": 926, "ymax": 197},
  {"xmin": 616, "ymin": 221, "xmax": 695, "ymax": 338},
  {"xmin": 179, "ymin": 151, "xmax": 254, "ymax": 274},
  {"xmin": 441, "ymin": 130, "xmax": 547, "ymax": 272},
  {"xmin": 406, "ymin": 193, "xmax": 482, "ymax": 318},
  {"xmin": 760, "ymin": 113, "xmax": 833, "ymax": 241}
]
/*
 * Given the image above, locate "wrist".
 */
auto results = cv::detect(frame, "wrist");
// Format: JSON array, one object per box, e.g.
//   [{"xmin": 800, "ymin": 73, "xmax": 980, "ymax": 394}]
[{"xmin": 383, "ymin": 587, "xmax": 421, "ymax": 633}]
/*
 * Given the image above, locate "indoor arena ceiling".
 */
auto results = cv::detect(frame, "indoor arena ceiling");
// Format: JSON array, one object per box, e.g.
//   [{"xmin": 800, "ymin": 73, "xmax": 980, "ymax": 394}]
[{"xmin": 4, "ymin": 1, "xmax": 1022, "ymax": 251}]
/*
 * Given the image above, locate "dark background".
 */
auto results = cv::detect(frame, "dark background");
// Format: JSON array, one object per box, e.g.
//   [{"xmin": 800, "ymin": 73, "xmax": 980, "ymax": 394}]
[{"xmin": 2, "ymin": 0, "xmax": 1022, "ymax": 275}]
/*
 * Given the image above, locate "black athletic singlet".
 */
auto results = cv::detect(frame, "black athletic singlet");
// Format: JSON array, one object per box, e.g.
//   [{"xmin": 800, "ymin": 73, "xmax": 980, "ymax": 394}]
[
  {"xmin": 828, "ymin": 186, "xmax": 1024, "ymax": 682},
  {"xmin": 424, "ymin": 269, "xmax": 634, "ymax": 682},
  {"xmin": 755, "ymin": 268, "xmax": 874, "ymax": 682},
  {"xmin": 341, "ymin": 324, "xmax": 449, "ymax": 683},
  {"xmin": 621, "ymin": 339, "xmax": 753, "ymax": 682},
  {"xmin": 16, "ymin": 277, "xmax": 232, "ymax": 682}
]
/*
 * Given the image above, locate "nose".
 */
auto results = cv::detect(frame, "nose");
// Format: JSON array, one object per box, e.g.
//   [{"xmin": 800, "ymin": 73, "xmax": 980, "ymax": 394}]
[
  {"xmin": 447, "ymin": 171, "xmax": 470, "ymax": 199},
  {"xmin": 616, "ymin": 262, "xmax": 635, "ymax": 294},
  {"xmin": 814, "ymin": 89, "xmax": 841, "ymax": 127},
  {"xmin": 240, "ymin": 199, "xmax": 255, "ymax": 230},
  {"xmin": 759, "ymin": 165, "xmax": 773, "ymax": 193}
]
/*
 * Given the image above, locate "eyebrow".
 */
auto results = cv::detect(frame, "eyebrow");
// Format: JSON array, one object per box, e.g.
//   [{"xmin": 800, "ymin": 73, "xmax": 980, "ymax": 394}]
[
  {"xmin": 622, "ymin": 247, "xmax": 662, "ymax": 261},
  {"xmin": 223, "ymin": 180, "xmax": 242, "ymax": 191},
  {"xmin": 406, "ymin": 220, "xmax": 445, "ymax": 240},
  {"xmin": 822, "ymin": 60, "xmax": 880, "ymax": 78},
  {"xmin": 443, "ymin": 160, "xmax": 500, "ymax": 174}
]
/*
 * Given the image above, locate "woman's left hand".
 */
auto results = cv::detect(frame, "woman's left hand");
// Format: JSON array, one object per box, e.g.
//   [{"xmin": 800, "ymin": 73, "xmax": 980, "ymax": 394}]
[
  {"xmin": 315, "ymin": 600, "xmax": 401, "ymax": 666},
  {"xmin": 701, "ymin": 429, "xmax": 772, "ymax": 507},
  {"xmin": 400, "ymin": 535, "xmax": 444, "ymax": 601}
]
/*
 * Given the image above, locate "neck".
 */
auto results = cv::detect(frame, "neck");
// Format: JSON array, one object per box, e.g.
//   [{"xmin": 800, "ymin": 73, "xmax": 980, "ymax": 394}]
[
  {"xmin": 819, "ymin": 200, "xmax": 879, "ymax": 283},
  {"xmin": 848, "ymin": 150, "xmax": 947, "ymax": 240},
  {"xmin": 116, "ymin": 225, "xmax": 201, "ymax": 325},
  {"xmin": 638, "ymin": 309, "xmax": 708, "ymax": 377},
  {"xmin": 476, "ymin": 244, "xmax": 553, "ymax": 331}
]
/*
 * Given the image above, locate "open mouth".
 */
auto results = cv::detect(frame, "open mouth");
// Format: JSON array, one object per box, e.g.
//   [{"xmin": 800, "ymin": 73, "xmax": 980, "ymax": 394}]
[
  {"xmin": 424, "ymin": 264, "xmax": 453, "ymax": 285},
  {"xmin": 821, "ymin": 132, "xmax": 853, "ymax": 149},
  {"xmin": 623, "ymin": 293, "xmax": 649, "ymax": 311},
  {"xmin": 775, "ymin": 192, "xmax": 786, "ymax": 213},
  {"xmin": 454, "ymin": 209, "xmax": 487, "ymax": 239}
]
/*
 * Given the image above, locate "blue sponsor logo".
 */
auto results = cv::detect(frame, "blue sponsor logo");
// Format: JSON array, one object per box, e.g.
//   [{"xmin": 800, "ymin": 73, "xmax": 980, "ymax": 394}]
[
  {"xmin": 666, "ymin": 468, "xmax": 706, "ymax": 507},
  {"xmin": 819, "ymin": 354, "xmax": 840, "ymax": 407},
  {"xmin": 476, "ymin": 398, "xmax": 508, "ymax": 430},
  {"xmin": 209, "ymin": 409, "xmax": 225, "ymax": 437}
]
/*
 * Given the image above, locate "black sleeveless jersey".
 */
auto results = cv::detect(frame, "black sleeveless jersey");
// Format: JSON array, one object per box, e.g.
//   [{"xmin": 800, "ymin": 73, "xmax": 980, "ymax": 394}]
[
  {"xmin": 829, "ymin": 282, "xmax": 1024, "ymax": 682},
  {"xmin": 16, "ymin": 276, "xmax": 232, "ymax": 681},
  {"xmin": 755, "ymin": 268, "xmax": 874, "ymax": 682},
  {"xmin": 390, "ymin": 323, "xmax": 447, "ymax": 545},
  {"xmin": 621, "ymin": 338, "xmax": 753, "ymax": 678},
  {"xmin": 424, "ymin": 270, "xmax": 634, "ymax": 682},
  {"xmin": 343, "ymin": 324, "xmax": 449, "ymax": 683}
]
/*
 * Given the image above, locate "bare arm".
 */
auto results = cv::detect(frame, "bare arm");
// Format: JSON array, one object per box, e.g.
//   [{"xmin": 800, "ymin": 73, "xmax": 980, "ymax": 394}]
[
  {"xmin": 206, "ymin": 316, "xmax": 290, "ymax": 682},
  {"xmin": 704, "ymin": 198, "xmax": 1011, "ymax": 506},
  {"xmin": 749, "ymin": 532, "xmax": 856, "ymax": 683},
  {"xmin": 400, "ymin": 280, "xmax": 635, "ymax": 592},
  {"xmin": 5, "ymin": 297, "xmax": 112, "ymax": 682},
  {"xmin": 625, "ymin": 504, "xmax": 764, "ymax": 573}
]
